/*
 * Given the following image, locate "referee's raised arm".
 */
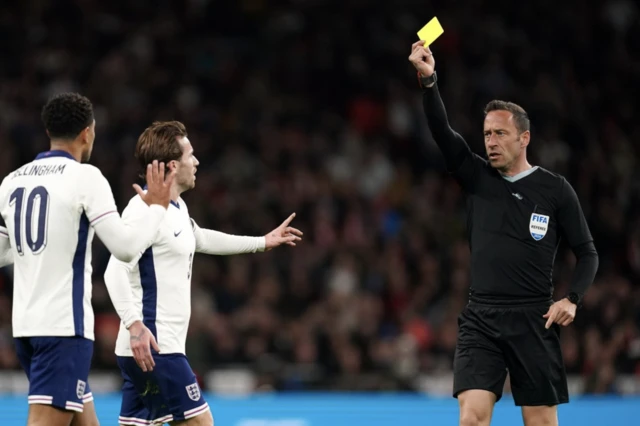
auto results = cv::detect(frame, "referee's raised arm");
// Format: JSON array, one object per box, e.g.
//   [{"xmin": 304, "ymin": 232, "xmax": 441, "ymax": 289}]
[{"xmin": 408, "ymin": 41, "xmax": 479, "ymax": 188}]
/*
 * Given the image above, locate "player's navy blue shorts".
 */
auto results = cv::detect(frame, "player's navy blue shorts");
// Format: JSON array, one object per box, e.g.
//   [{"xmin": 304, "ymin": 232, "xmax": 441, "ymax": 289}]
[
  {"xmin": 117, "ymin": 353, "xmax": 210, "ymax": 425},
  {"xmin": 14, "ymin": 336, "xmax": 94, "ymax": 412}
]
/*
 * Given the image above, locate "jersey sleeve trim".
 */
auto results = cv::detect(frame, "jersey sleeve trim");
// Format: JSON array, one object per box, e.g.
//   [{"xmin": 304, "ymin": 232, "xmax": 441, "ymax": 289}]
[
  {"xmin": 89, "ymin": 210, "xmax": 118, "ymax": 225},
  {"xmin": 0, "ymin": 229, "xmax": 7, "ymax": 238}
]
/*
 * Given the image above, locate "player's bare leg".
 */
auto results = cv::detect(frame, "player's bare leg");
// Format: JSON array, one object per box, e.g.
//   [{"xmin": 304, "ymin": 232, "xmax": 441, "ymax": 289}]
[
  {"xmin": 521, "ymin": 405, "xmax": 558, "ymax": 426},
  {"xmin": 27, "ymin": 404, "xmax": 73, "ymax": 426},
  {"xmin": 70, "ymin": 400, "xmax": 100, "ymax": 426},
  {"xmin": 169, "ymin": 410, "xmax": 214, "ymax": 426},
  {"xmin": 458, "ymin": 389, "xmax": 496, "ymax": 426}
]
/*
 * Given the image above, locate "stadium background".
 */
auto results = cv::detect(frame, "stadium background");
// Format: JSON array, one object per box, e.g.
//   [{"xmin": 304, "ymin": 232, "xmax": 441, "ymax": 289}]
[{"xmin": 0, "ymin": 0, "xmax": 639, "ymax": 424}]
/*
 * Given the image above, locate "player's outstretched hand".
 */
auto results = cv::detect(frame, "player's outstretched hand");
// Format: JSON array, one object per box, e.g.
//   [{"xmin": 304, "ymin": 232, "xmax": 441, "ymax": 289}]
[
  {"xmin": 264, "ymin": 213, "xmax": 303, "ymax": 251},
  {"xmin": 409, "ymin": 40, "xmax": 435, "ymax": 78},
  {"xmin": 543, "ymin": 298, "xmax": 577, "ymax": 329},
  {"xmin": 133, "ymin": 160, "xmax": 176, "ymax": 209},
  {"xmin": 128, "ymin": 320, "xmax": 161, "ymax": 372}
]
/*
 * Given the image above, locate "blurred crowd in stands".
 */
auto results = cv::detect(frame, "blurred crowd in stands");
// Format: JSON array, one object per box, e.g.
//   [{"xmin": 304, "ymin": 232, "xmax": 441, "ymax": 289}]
[{"xmin": 1, "ymin": 0, "xmax": 639, "ymax": 393}]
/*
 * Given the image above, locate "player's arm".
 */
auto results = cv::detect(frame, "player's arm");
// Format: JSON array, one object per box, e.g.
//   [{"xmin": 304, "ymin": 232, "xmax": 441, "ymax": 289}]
[
  {"xmin": 0, "ymin": 225, "xmax": 12, "ymax": 268},
  {"xmin": 193, "ymin": 213, "xmax": 302, "ymax": 255},
  {"xmin": 103, "ymin": 254, "xmax": 143, "ymax": 330},
  {"xmin": 557, "ymin": 178, "xmax": 599, "ymax": 303},
  {"xmin": 409, "ymin": 41, "xmax": 482, "ymax": 190},
  {"xmin": 544, "ymin": 178, "xmax": 599, "ymax": 328},
  {"xmin": 93, "ymin": 205, "xmax": 163, "ymax": 263},
  {"xmin": 104, "ymin": 254, "xmax": 160, "ymax": 372},
  {"xmin": 82, "ymin": 162, "xmax": 171, "ymax": 263}
]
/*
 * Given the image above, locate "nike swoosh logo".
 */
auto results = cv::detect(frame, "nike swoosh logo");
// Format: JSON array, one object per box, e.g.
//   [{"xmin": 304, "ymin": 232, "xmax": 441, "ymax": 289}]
[{"xmin": 174, "ymin": 230, "xmax": 182, "ymax": 237}]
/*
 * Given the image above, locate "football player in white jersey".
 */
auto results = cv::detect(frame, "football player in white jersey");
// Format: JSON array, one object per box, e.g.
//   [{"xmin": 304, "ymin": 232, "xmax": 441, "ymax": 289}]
[
  {"xmin": 0, "ymin": 93, "xmax": 175, "ymax": 426},
  {"xmin": 103, "ymin": 121, "xmax": 302, "ymax": 426}
]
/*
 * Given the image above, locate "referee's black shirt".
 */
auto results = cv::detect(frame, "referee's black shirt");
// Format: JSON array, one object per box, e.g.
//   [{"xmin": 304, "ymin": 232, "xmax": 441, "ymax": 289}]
[{"xmin": 422, "ymin": 84, "xmax": 598, "ymax": 303}]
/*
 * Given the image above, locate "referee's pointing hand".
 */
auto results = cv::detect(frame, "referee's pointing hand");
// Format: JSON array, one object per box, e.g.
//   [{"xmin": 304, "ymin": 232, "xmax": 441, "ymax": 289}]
[{"xmin": 543, "ymin": 298, "xmax": 577, "ymax": 329}]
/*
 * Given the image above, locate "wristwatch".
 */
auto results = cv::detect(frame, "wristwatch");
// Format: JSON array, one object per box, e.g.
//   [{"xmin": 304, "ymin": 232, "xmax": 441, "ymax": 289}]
[
  {"xmin": 417, "ymin": 71, "xmax": 437, "ymax": 89},
  {"xmin": 566, "ymin": 292, "xmax": 581, "ymax": 307}
]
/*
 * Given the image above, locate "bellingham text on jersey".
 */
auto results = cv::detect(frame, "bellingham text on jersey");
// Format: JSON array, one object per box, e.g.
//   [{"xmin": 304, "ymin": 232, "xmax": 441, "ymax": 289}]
[{"xmin": 12, "ymin": 164, "xmax": 67, "ymax": 178}]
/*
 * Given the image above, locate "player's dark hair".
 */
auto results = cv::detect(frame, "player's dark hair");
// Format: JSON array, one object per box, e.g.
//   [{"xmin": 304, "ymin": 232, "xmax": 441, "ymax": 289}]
[
  {"xmin": 135, "ymin": 121, "xmax": 187, "ymax": 180},
  {"xmin": 484, "ymin": 100, "xmax": 530, "ymax": 134},
  {"xmin": 41, "ymin": 93, "xmax": 94, "ymax": 140}
]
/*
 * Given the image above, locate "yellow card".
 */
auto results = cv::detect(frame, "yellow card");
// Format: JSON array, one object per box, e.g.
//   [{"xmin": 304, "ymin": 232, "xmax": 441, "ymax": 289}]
[{"xmin": 417, "ymin": 17, "xmax": 444, "ymax": 46}]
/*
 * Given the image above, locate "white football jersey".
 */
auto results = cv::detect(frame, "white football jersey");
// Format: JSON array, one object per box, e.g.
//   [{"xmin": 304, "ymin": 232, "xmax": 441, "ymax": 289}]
[
  {"xmin": 0, "ymin": 150, "xmax": 121, "ymax": 340},
  {"xmin": 113, "ymin": 195, "xmax": 196, "ymax": 355}
]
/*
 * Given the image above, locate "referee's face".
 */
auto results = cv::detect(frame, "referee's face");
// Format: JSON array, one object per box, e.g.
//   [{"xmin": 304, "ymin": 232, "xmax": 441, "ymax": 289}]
[{"xmin": 483, "ymin": 110, "xmax": 526, "ymax": 173}]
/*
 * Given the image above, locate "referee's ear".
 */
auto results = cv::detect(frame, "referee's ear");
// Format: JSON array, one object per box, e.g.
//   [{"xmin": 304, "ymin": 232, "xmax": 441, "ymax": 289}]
[{"xmin": 519, "ymin": 130, "xmax": 531, "ymax": 148}]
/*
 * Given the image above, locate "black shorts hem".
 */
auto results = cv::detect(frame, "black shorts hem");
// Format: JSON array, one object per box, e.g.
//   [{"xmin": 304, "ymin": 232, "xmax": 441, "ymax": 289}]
[
  {"xmin": 453, "ymin": 387, "xmax": 503, "ymax": 402},
  {"xmin": 513, "ymin": 397, "xmax": 569, "ymax": 407}
]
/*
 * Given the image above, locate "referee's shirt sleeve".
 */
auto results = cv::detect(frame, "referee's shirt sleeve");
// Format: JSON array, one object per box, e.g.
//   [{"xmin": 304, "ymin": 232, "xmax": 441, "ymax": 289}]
[
  {"xmin": 557, "ymin": 178, "xmax": 599, "ymax": 300},
  {"xmin": 557, "ymin": 178, "xmax": 593, "ymax": 247},
  {"xmin": 422, "ymin": 84, "xmax": 484, "ymax": 192}
]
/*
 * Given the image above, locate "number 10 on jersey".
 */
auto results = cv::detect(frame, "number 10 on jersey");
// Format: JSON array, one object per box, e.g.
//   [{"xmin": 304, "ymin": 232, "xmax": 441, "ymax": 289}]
[{"xmin": 9, "ymin": 186, "xmax": 50, "ymax": 255}]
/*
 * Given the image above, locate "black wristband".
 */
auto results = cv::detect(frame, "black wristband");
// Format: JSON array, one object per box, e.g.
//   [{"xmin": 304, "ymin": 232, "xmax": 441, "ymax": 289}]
[
  {"xmin": 566, "ymin": 292, "xmax": 582, "ymax": 307},
  {"xmin": 417, "ymin": 71, "xmax": 437, "ymax": 89}
]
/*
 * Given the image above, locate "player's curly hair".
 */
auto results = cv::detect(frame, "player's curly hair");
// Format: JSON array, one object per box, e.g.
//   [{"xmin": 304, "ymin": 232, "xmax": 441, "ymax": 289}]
[
  {"xmin": 484, "ymin": 100, "xmax": 530, "ymax": 134},
  {"xmin": 135, "ymin": 121, "xmax": 187, "ymax": 180},
  {"xmin": 41, "ymin": 92, "xmax": 94, "ymax": 140}
]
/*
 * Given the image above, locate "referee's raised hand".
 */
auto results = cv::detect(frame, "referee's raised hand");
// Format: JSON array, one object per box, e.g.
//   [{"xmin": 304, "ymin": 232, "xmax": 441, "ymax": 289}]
[
  {"xmin": 408, "ymin": 40, "xmax": 435, "ymax": 77},
  {"xmin": 543, "ymin": 298, "xmax": 577, "ymax": 329}
]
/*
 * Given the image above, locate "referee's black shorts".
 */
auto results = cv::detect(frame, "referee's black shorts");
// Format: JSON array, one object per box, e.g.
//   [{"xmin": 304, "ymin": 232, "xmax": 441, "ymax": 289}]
[{"xmin": 453, "ymin": 299, "xmax": 569, "ymax": 406}]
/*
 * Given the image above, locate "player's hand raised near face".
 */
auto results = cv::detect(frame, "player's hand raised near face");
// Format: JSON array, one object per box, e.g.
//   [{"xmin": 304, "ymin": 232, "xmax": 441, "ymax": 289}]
[
  {"xmin": 264, "ymin": 213, "xmax": 303, "ymax": 251},
  {"xmin": 134, "ymin": 160, "xmax": 176, "ymax": 209}
]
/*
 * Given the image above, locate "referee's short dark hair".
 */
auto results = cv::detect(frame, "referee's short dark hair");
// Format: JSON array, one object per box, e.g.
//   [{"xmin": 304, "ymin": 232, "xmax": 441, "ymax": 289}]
[
  {"xmin": 41, "ymin": 92, "xmax": 94, "ymax": 140},
  {"xmin": 484, "ymin": 100, "xmax": 530, "ymax": 134}
]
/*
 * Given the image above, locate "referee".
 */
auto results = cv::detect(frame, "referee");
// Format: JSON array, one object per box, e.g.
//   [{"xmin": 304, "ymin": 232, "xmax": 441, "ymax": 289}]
[{"xmin": 409, "ymin": 41, "xmax": 599, "ymax": 426}]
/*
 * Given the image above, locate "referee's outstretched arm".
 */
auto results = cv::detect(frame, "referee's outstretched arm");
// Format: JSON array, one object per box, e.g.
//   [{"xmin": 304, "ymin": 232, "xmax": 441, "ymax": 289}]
[{"xmin": 408, "ymin": 41, "xmax": 481, "ymax": 191}]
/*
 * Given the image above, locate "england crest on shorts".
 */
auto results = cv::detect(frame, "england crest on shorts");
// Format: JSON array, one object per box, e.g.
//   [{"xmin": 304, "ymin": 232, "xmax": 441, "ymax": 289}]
[
  {"xmin": 529, "ymin": 213, "xmax": 549, "ymax": 241},
  {"xmin": 186, "ymin": 382, "xmax": 201, "ymax": 401},
  {"xmin": 76, "ymin": 380, "xmax": 86, "ymax": 399}
]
